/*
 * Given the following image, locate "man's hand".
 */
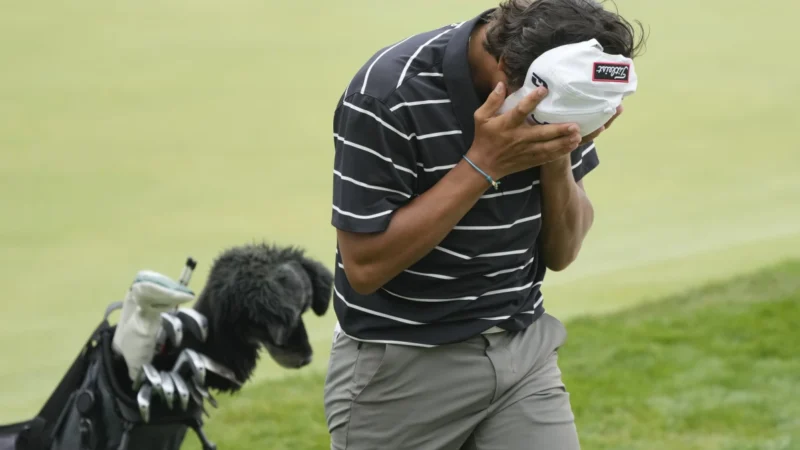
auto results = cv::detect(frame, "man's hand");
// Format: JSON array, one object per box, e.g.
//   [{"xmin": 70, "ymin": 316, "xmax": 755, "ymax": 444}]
[
  {"xmin": 580, "ymin": 104, "xmax": 624, "ymax": 145},
  {"xmin": 466, "ymin": 82, "xmax": 583, "ymax": 181}
]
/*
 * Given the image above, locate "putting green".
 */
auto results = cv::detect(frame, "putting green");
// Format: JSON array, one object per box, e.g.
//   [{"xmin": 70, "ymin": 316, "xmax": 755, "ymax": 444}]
[{"xmin": 1, "ymin": 0, "xmax": 797, "ymax": 424}]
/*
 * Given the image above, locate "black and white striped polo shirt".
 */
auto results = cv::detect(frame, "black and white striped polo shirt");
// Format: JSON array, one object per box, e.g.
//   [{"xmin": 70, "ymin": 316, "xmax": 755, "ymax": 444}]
[{"xmin": 330, "ymin": 9, "xmax": 599, "ymax": 347}]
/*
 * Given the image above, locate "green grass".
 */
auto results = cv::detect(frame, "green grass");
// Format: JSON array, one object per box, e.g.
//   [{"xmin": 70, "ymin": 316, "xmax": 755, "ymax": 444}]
[
  {"xmin": 180, "ymin": 260, "xmax": 800, "ymax": 450},
  {"xmin": 2, "ymin": 0, "xmax": 800, "ymax": 428}
]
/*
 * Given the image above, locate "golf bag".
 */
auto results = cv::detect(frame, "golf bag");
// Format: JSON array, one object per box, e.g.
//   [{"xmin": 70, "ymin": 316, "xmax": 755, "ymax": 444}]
[{"xmin": 0, "ymin": 302, "xmax": 215, "ymax": 450}]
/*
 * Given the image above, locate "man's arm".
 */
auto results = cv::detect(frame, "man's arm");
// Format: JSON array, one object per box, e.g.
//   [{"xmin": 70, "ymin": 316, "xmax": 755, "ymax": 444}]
[
  {"xmin": 538, "ymin": 155, "xmax": 594, "ymax": 272},
  {"xmin": 538, "ymin": 107, "xmax": 622, "ymax": 271},
  {"xmin": 338, "ymin": 160, "xmax": 493, "ymax": 295},
  {"xmin": 336, "ymin": 83, "xmax": 582, "ymax": 295},
  {"xmin": 331, "ymin": 92, "xmax": 489, "ymax": 295}
]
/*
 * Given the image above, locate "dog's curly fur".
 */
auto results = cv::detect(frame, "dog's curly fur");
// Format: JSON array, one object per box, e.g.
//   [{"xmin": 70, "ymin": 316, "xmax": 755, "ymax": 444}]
[{"xmin": 184, "ymin": 242, "xmax": 333, "ymax": 393}]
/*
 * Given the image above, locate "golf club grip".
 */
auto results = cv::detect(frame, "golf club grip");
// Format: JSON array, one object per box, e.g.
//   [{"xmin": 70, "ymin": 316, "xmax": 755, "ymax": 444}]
[{"xmin": 178, "ymin": 257, "xmax": 197, "ymax": 286}]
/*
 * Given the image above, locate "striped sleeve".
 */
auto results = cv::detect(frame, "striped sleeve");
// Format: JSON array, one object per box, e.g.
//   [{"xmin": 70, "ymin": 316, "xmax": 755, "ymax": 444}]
[
  {"xmin": 331, "ymin": 93, "xmax": 418, "ymax": 233},
  {"xmin": 571, "ymin": 141, "xmax": 599, "ymax": 182}
]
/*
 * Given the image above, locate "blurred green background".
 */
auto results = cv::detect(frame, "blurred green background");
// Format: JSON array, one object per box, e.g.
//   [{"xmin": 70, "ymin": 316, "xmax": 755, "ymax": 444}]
[{"xmin": 1, "ymin": 0, "xmax": 799, "ymax": 447}]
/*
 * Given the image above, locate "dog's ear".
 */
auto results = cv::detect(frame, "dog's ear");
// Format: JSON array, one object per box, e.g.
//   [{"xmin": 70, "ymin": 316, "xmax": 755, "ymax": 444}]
[{"xmin": 296, "ymin": 257, "xmax": 334, "ymax": 316}]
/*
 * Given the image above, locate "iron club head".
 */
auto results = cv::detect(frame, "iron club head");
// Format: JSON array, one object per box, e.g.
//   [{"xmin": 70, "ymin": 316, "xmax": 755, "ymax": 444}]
[
  {"xmin": 171, "ymin": 348, "xmax": 206, "ymax": 385},
  {"xmin": 137, "ymin": 384, "xmax": 153, "ymax": 423},
  {"xmin": 159, "ymin": 371, "xmax": 175, "ymax": 410},
  {"xmin": 187, "ymin": 381, "xmax": 203, "ymax": 406},
  {"xmin": 194, "ymin": 352, "xmax": 242, "ymax": 388},
  {"xmin": 160, "ymin": 312, "xmax": 184, "ymax": 348},
  {"xmin": 176, "ymin": 308, "xmax": 209, "ymax": 342},
  {"xmin": 190, "ymin": 380, "xmax": 218, "ymax": 409},
  {"xmin": 168, "ymin": 372, "xmax": 191, "ymax": 412},
  {"xmin": 133, "ymin": 364, "xmax": 162, "ymax": 392},
  {"xmin": 186, "ymin": 382, "xmax": 210, "ymax": 418}
]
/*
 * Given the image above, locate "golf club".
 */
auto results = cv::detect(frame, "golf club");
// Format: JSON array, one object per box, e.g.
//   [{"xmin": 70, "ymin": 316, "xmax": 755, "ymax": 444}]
[
  {"xmin": 187, "ymin": 381, "xmax": 209, "ymax": 418},
  {"xmin": 159, "ymin": 312, "xmax": 184, "ymax": 348},
  {"xmin": 187, "ymin": 382, "xmax": 203, "ymax": 407},
  {"xmin": 133, "ymin": 363, "xmax": 162, "ymax": 392},
  {"xmin": 159, "ymin": 371, "xmax": 175, "ymax": 410},
  {"xmin": 178, "ymin": 257, "xmax": 197, "ymax": 286},
  {"xmin": 171, "ymin": 348, "xmax": 206, "ymax": 385},
  {"xmin": 195, "ymin": 352, "xmax": 242, "ymax": 388},
  {"xmin": 191, "ymin": 380, "xmax": 218, "ymax": 409},
  {"xmin": 177, "ymin": 308, "xmax": 208, "ymax": 342},
  {"xmin": 137, "ymin": 384, "xmax": 152, "ymax": 423},
  {"xmin": 168, "ymin": 372, "xmax": 191, "ymax": 412},
  {"xmin": 153, "ymin": 257, "xmax": 196, "ymax": 354}
]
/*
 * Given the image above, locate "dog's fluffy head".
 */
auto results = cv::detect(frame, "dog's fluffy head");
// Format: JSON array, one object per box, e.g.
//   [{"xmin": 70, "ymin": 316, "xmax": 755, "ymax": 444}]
[{"xmin": 190, "ymin": 242, "xmax": 333, "ymax": 392}]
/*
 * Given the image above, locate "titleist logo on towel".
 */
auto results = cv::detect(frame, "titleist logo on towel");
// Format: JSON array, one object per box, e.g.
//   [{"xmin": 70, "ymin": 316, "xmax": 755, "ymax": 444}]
[{"xmin": 592, "ymin": 63, "xmax": 630, "ymax": 82}]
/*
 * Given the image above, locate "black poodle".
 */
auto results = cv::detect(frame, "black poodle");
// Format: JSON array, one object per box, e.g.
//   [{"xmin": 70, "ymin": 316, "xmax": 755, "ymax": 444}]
[{"xmin": 178, "ymin": 242, "xmax": 334, "ymax": 393}]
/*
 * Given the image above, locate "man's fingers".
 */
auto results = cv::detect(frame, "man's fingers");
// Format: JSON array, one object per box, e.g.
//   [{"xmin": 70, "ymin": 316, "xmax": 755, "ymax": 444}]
[
  {"xmin": 579, "ymin": 104, "xmax": 623, "ymax": 144},
  {"xmin": 581, "ymin": 126, "xmax": 604, "ymax": 145},
  {"xmin": 523, "ymin": 122, "xmax": 581, "ymax": 143},
  {"xmin": 578, "ymin": 104, "xmax": 623, "ymax": 144},
  {"xmin": 506, "ymin": 87, "xmax": 547, "ymax": 126},
  {"xmin": 528, "ymin": 134, "xmax": 582, "ymax": 164},
  {"xmin": 605, "ymin": 105, "xmax": 624, "ymax": 130},
  {"xmin": 473, "ymin": 82, "xmax": 507, "ymax": 122}
]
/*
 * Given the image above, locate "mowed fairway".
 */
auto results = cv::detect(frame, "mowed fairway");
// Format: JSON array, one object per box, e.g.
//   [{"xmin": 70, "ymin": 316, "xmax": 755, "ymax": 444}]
[
  {"xmin": 181, "ymin": 260, "xmax": 800, "ymax": 450},
  {"xmin": 1, "ymin": 0, "xmax": 798, "ymax": 427}
]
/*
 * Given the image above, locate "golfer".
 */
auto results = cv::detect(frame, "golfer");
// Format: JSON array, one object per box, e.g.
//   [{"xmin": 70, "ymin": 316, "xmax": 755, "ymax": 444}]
[{"xmin": 324, "ymin": 0, "xmax": 645, "ymax": 448}]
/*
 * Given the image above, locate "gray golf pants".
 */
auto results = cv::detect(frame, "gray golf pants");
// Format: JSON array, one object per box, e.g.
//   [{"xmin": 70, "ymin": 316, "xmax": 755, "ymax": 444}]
[{"xmin": 323, "ymin": 313, "xmax": 581, "ymax": 450}]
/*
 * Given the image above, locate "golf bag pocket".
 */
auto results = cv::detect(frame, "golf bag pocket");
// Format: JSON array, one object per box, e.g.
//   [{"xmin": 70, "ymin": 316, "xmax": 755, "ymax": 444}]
[
  {"xmin": 0, "ymin": 422, "xmax": 34, "ymax": 450},
  {"xmin": 53, "ymin": 326, "xmax": 204, "ymax": 450}
]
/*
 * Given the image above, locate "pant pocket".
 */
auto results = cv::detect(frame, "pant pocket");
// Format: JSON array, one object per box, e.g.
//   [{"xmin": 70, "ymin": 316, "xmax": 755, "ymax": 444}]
[
  {"xmin": 324, "ymin": 334, "xmax": 361, "ymax": 432},
  {"xmin": 351, "ymin": 341, "xmax": 390, "ymax": 402},
  {"xmin": 543, "ymin": 313, "xmax": 568, "ymax": 350}
]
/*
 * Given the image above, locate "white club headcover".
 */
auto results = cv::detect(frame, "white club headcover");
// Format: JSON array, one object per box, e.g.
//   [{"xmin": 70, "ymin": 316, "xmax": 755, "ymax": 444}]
[
  {"xmin": 498, "ymin": 39, "xmax": 638, "ymax": 137},
  {"xmin": 112, "ymin": 270, "xmax": 195, "ymax": 383}
]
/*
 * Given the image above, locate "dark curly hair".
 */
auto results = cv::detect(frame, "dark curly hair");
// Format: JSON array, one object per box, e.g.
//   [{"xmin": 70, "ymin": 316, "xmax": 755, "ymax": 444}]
[{"xmin": 483, "ymin": 0, "xmax": 648, "ymax": 89}]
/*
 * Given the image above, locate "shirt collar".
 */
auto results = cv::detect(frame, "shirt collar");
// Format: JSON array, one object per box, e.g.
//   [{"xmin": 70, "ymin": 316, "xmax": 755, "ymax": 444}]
[{"xmin": 442, "ymin": 8, "xmax": 496, "ymax": 150}]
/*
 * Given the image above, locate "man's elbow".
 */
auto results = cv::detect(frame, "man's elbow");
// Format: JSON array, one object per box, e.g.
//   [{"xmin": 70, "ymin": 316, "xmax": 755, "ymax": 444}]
[
  {"xmin": 343, "ymin": 263, "xmax": 382, "ymax": 296},
  {"xmin": 544, "ymin": 248, "xmax": 580, "ymax": 272},
  {"xmin": 545, "ymin": 259, "xmax": 573, "ymax": 272},
  {"xmin": 337, "ymin": 230, "xmax": 386, "ymax": 295}
]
